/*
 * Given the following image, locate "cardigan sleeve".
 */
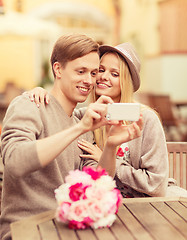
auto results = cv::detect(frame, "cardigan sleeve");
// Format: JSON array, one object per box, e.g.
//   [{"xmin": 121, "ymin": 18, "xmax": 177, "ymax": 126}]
[
  {"xmin": 1, "ymin": 95, "xmax": 42, "ymax": 178},
  {"xmin": 116, "ymin": 108, "xmax": 169, "ymax": 197}
]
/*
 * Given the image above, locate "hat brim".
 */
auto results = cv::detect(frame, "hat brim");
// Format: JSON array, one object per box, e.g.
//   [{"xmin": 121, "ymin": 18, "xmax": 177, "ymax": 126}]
[{"xmin": 99, "ymin": 45, "xmax": 140, "ymax": 92}]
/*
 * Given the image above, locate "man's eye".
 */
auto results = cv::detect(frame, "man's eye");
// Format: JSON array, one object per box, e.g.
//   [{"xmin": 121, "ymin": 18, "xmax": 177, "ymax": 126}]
[
  {"xmin": 99, "ymin": 69, "xmax": 104, "ymax": 73},
  {"xmin": 77, "ymin": 70, "xmax": 84, "ymax": 74},
  {"xmin": 91, "ymin": 71, "xmax": 98, "ymax": 77}
]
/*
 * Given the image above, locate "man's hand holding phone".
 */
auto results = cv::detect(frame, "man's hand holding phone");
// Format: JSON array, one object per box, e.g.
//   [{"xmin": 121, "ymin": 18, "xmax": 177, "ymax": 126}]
[{"xmin": 106, "ymin": 113, "xmax": 143, "ymax": 147}]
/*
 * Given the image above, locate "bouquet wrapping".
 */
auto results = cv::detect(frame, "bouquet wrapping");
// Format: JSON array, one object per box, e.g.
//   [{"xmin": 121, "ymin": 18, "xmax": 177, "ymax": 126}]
[{"xmin": 55, "ymin": 166, "xmax": 122, "ymax": 229}]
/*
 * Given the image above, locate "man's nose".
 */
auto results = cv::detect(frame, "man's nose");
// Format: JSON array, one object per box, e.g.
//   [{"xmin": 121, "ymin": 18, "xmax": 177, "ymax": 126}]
[{"xmin": 83, "ymin": 74, "xmax": 94, "ymax": 85}]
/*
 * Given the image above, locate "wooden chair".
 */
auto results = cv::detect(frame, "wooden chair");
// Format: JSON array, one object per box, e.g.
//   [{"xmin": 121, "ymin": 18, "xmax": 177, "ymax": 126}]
[
  {"xmin": 148, "ymin": 94, "xmax": 187, "ymax": 141},
  {"xmin": 134, "ymin": 91, "xmax": 152, "ymax": 106},
  {"xmin": 148, "ymin": 95, "xmax": 177, "ymax": 126},
  {"xmin": 167, "ymin": 142, "xmax": 187, "ymax": 190}
]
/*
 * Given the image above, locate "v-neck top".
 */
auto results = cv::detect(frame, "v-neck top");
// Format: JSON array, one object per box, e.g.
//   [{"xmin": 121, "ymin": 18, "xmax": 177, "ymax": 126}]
[{"xmin": 0, "ymin": 94, "xmax": 96, "ymax": 240}]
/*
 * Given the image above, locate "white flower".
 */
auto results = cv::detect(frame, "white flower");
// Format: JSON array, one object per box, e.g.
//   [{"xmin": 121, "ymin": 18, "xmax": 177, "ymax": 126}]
[
  {"xmin": 55, "ymin": 167, "xmax": 122, "ymax": 229},
  {"xmin": 68, "ymin": 199, "xmax": 90, "ymax": 221},
  {"xmin": 92, "ymin": 214, "xmax": 117, "ymax": 229},
  {"xmin": 85, "ymin": 185, "xmax": 105, "ymax": 201},
  {"xmin": 55, "ymin": 183, "xmax": 71, "ymax": 204},
  {"xmin": 86, "ymin": 199, "xmax": 105, "ymax": 221},
  {"xmin": 65, "ymin": 169, "xmax": 93, "ymax": 185},
  {"xmin": 94, "ymin": 175, "xmax": 116, "ymax": 191}
]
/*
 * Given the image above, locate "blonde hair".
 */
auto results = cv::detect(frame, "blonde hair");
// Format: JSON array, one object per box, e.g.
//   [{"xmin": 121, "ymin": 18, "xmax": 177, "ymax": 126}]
[{"xmin": 94, "ymin": 52, "xmax": 134, "ymax": 149}]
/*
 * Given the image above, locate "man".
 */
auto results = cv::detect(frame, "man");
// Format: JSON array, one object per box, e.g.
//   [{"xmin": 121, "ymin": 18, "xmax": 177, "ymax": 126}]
[{"xmin": 0, "ymin": 34, "xmax": 141, "ymax": 240}]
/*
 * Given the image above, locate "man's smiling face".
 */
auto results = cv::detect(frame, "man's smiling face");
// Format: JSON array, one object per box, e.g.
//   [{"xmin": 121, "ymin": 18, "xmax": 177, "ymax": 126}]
[{"xmin": 59, "ymin": 52, "xmax": 100, "ymax": 105}]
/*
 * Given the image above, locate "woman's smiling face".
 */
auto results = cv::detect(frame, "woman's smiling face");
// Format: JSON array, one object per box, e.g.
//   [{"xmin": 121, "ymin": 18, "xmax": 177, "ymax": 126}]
[{"xmin": 96, "ymin": 52, "xmax": 121, "ymax": 103}]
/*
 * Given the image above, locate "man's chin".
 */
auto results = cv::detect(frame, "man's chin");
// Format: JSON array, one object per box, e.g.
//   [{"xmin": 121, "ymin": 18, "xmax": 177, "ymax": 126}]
[{"xmin": 74, "ymin": 95, "xmax": 88, "ymax": 104}]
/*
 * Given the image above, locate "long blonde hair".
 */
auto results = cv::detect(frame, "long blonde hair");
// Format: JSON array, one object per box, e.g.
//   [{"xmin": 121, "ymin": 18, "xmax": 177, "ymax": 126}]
[{"xmin": 94, "ymin": 52, "xmax": 134, "ymax": 149}]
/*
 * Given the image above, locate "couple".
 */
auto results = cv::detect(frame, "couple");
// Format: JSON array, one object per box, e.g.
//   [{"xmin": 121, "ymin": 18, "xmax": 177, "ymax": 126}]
[{"xmin": 0, "ymin": 34, "xmax": 168, "ymax": 240}]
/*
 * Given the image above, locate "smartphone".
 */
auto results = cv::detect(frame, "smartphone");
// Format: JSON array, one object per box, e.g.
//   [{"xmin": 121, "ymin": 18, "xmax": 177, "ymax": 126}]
[{"xmin": 106, "ymin": 103, "xmax": 141, "ymax": 121}]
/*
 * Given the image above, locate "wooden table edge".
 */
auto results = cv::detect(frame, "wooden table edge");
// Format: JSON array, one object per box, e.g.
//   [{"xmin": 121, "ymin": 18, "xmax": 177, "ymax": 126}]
[
  {"xmin": 122, "ymin": 196, "xmax": 187, "ymax": 204},
  {"xmin": 10, "ymin": 210, "xmax": 56, "ymax": 229}
]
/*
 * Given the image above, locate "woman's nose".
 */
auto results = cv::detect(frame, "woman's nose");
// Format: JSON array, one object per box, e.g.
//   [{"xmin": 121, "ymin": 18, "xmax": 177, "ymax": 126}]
[{"xmin": 100, "ymin": 71, "xmax": 109, "ymax": 80}]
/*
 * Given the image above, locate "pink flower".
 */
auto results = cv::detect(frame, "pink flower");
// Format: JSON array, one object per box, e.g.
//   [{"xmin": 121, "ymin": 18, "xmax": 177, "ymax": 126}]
[
  {"xmin": 69, "ymin": 220, "xmax": 86, "ymax": 229},
  {"xmin": 69, "ymin": 217, "xmax": 94, "ymax": 229},
  {"xmin": 69, "ymin": 183, "xmax": 88, "ymax": 201},
  {"xmin": 83, "ymin": 166, "xmax": 108, "ymax": 180},
  {"xmin": 116, "ymin": 147, "xmax": 124, "ymax": 157},
  {"xmin": 112, "ymin": 189, "xmax": 123, "ymax": 213},
  {"xmin": 125, "ymin": 147, "xmax": 129, "ymax": 151},
  {"xmin": 55, "ymin": 167, "xmax": 122, "ymax": 230},
  {"xmin": 83, "ymin": 216, "xmax": 94, "ymax": 226},
  {"xmin": 57, "ymin": 202, "xmax": 71, "ymax": 223}
]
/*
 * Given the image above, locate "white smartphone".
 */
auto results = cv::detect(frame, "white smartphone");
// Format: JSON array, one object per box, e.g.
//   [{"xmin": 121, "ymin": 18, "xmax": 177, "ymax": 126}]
[{"xmin": 106, "ymin": 103, "xmax": 141, "ymax": 121}]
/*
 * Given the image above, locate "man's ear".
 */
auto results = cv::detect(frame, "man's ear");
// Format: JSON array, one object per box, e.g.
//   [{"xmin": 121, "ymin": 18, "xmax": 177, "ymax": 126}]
[{"xmin": 53, "ymin": 62, "xmax": 62, "ymax": 79}]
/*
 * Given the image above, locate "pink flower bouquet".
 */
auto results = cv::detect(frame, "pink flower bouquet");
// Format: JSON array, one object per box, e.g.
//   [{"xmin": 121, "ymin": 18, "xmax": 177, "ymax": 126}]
[{"xmin": 55, "ymin": 166, "xmax": 122, "ymax": 229}]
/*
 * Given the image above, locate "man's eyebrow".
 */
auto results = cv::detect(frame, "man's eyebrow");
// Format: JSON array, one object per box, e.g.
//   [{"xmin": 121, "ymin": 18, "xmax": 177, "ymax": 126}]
[
  {"xmin": 76, "ymin": 66, "xmax": 86, "ymax": 69},
  {"xmin": 75, "ymin": 67, "xmax": 99, "ymax": 71},
  {"xmin": 76, "ymin": 66, "xmax": 91, "ymax": 70}
]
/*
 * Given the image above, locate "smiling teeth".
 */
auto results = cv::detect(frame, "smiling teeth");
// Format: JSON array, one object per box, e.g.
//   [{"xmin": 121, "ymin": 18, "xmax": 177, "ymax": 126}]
[
  {"xmin": 79, "ymin": 87, "xmax": 89, "ymax": 92},
  {"xmin": 98, "ymin": 83, "xmax": 109, "ymax": 87}
]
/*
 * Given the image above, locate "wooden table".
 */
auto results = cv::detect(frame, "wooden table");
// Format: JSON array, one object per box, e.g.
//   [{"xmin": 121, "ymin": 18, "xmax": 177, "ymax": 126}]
[{"xmin": 11, "ymin": 197, "xmax": 187, "ymax": 240}]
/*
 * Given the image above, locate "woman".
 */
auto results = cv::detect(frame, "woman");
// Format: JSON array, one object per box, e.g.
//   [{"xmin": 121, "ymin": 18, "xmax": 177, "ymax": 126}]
[{"xmin": 27, "ymin": 42, "xmax": 169, "ymax": 198}]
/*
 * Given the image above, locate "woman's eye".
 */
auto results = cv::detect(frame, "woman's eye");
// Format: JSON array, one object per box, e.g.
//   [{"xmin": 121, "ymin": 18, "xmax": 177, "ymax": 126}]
[
  {"xmin": 112, "ymin": 72, "xmax": 119, "ymax": 77},
  {"xmin": 99, "ymin": 68, "xmax": 104, "ymax": 73}
]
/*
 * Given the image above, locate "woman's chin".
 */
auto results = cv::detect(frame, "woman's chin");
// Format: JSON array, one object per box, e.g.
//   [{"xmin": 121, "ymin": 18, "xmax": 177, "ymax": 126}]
[{"xmin": 95, "ymin": 88, "xmax": 109, "ymax": 96}]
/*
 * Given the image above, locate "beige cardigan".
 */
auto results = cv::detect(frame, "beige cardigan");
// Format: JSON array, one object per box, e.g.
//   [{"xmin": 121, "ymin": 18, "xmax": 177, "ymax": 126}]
[
  {"xmin": 75, "ymin": 106, "xmax": 169, "ymax": 197},
  {"xmin": 116, "ymin": 108, "xmax": 168, "ymax": 197}
]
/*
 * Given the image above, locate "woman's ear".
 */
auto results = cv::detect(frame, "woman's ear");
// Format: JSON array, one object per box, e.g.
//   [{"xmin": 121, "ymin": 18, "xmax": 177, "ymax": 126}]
[{"xmin": 53, "ymin": 62, "xmax": 62, "ymax": 79}]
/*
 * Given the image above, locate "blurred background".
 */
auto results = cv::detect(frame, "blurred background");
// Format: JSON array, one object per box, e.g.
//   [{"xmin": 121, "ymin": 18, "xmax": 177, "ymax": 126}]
[
  {"xmin": 0, "ymin": 0, "xmax": 187, "ymax": 201},
  {"xmin": 0, "ymin": 0, "xmax": 187, "ymax": 141}
]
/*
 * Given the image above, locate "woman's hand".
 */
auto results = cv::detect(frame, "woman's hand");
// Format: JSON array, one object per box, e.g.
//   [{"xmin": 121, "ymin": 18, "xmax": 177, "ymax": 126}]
[
  {"xmin": 24, "ymin": 87, "xmax": 50, "ymax": 107},
  {"xmin": 106, "ymin": 114, "xmax": 143, "ymax": 147},
  {"xmin": 78, "ymin": 139, "xmax": 102, "ymax": 162}
]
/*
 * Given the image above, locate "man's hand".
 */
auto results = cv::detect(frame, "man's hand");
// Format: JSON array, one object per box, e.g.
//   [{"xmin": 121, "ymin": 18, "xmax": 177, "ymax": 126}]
[
  {"xmin": 106, "ymin": 114, "xmax": 143, "ymax": 147},
  {"xmin": 78, "ymin": 96, "xmax": 114, "ymax": 132}
]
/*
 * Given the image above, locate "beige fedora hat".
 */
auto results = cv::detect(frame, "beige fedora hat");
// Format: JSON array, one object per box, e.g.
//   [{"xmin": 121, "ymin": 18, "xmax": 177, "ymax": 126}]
[{"xmin": 99, "ymin": 42, "xmax": 141, "ymax": 92}]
